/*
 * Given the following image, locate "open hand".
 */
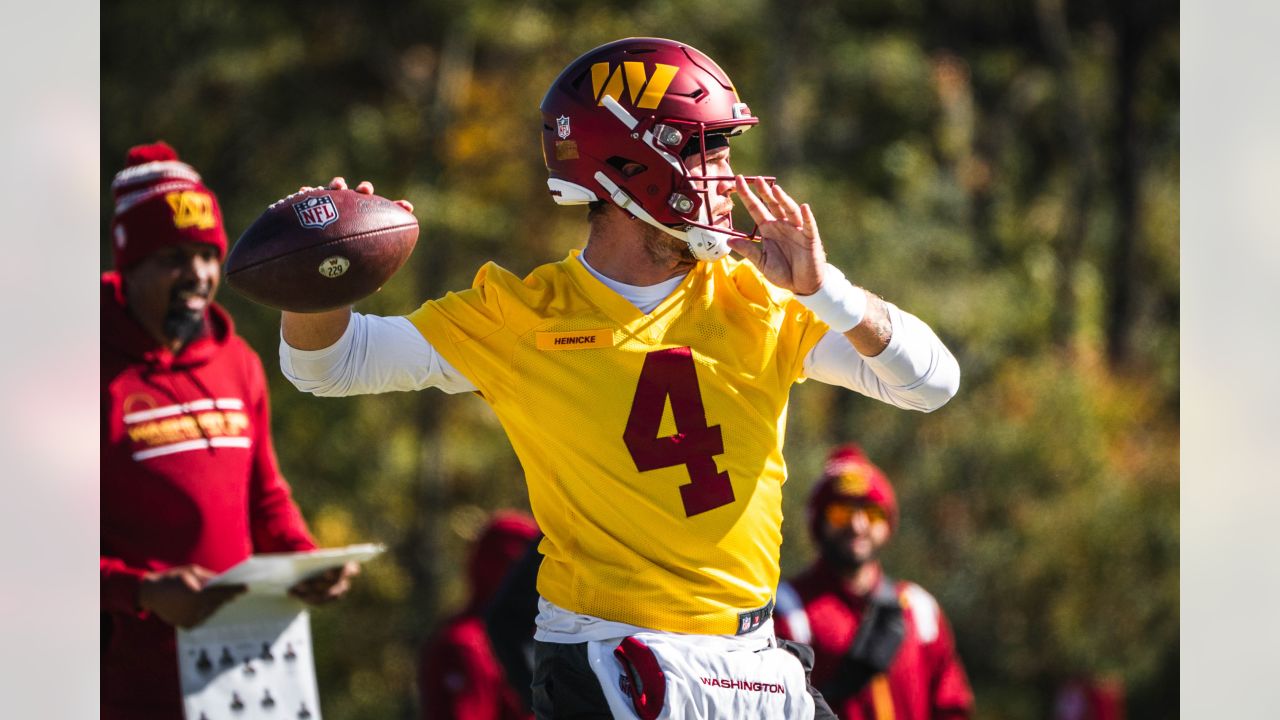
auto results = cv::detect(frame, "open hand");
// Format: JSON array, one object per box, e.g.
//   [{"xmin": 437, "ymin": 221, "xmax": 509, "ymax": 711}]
[{"xmin": 726, "ymin": 176, "xmax": 827, "ymax": 296}]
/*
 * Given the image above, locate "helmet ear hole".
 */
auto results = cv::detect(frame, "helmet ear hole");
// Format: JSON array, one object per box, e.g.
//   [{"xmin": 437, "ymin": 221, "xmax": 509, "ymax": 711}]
[{"xmin": 606, "ymin": 156, "xmax": 647, "ymax": 178}]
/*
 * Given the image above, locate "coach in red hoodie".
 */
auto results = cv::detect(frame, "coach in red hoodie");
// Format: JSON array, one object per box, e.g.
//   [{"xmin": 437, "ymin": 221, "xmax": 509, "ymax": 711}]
[{"xmin": 101, "ymin": 142, "xmax": 355, "ymax": 719}]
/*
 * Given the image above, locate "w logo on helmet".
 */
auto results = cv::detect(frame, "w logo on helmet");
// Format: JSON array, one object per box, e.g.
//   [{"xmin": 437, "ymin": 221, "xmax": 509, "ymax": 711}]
[{"xmin": 590, "ymin": 62, "xmax": 679, "ymax": 110}]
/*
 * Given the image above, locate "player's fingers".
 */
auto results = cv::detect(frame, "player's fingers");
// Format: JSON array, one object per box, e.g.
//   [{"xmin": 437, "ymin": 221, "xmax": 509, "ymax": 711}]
[
  {"xmin": 734, "ymin": 176, "xmax": 774, "ymax": 224},
  {"xmin": 328, "ymin": 176, "xmax": 348, "ymax": 190},
  {"xmin": 772, "ymin": 184, "xmax": 805, "ymax": 227},
  {"xmin": 754, "ymin": 178, "xmax": 788, "ymax": 221},
  {"xmin": 800, "ymin": 203, "xmax": 820, "ymax": 239},
  {"xmin": 727, "ymin": 236, "xmax": 764, "ymax": 266},
  {"xmin": 394, "ymin": 199, "xmax": 415, "ymax": 214},
  {"xmin": 355, "ymin": 180, "xmax": 375, "ymax": 195}
]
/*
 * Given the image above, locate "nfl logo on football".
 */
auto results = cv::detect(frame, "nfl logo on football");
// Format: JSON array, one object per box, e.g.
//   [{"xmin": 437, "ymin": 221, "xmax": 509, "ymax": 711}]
[
  {"xmin": 293, "ymin": 195, "xmax": 340, "ymax": 229},
  {"xmin": 556, "ymin": 115, "xmax": 571, "ymax": 139}
]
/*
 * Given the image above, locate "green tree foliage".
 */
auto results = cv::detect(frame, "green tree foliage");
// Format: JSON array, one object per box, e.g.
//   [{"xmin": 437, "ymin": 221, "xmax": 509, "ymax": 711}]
[{"xmin": 104, "ymin": 1, "xmax": 1177, "ymax": 717}]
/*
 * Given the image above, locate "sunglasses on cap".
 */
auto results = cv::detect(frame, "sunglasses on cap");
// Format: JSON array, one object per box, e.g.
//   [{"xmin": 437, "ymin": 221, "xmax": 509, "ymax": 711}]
[{"xmin": 823, "ymin": 502, "xmax": 888, "ymax": 529}]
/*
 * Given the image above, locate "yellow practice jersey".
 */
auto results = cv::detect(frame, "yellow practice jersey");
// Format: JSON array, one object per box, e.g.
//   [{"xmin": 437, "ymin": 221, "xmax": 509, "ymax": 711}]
[{"xmin": 408, "ymin": 250, "xmax": 829, "ymax": 634}]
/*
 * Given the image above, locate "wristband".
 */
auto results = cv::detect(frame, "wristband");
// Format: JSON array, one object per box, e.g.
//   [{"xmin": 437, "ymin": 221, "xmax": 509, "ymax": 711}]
[{"xmin": 794, "ymin": 264, "xmax": 867, "ymax": 332}]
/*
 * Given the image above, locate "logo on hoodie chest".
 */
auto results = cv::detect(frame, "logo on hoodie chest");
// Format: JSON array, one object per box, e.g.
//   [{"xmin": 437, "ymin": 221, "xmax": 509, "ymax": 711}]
[{"xmin": 121, "ymin": 392, "xmax": 253, "ymax": 462}]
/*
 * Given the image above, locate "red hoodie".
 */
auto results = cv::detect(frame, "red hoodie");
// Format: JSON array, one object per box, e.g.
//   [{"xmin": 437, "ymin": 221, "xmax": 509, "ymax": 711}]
[{"xmin": 101, "ymin": 272, "xmax": 316, "ymax": 719}]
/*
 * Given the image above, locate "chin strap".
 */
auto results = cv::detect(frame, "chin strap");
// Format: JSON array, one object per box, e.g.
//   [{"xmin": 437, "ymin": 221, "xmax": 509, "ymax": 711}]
[
  {"xmin": 683, "ymin": 225, "xmax": 734, "ymax": 262},
  {"xmin": 592, "ymin": 172, "xmax": 732, "ymax": 261}
]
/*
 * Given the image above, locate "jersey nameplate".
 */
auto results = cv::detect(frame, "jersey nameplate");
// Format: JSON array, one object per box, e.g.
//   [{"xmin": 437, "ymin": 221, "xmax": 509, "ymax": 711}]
[{"xmin": 535, "ymin": 330, "xmax": 614, "ymax": 350}]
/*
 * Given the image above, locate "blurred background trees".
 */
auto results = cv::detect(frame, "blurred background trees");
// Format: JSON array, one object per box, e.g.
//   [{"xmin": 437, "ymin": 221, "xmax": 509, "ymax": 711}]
[{"xmin": 103, "ymin": 1, "xmax": 1178, "ymax": 717}]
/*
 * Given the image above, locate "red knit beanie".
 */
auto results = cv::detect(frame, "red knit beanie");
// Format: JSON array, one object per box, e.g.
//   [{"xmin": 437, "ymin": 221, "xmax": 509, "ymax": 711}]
[
  {"xmin": 110, "ymin": 141, "xmax": 227, "ymax": 271},
  {"xmin": 807, "ymin": 444, "xmax": 900, "ymax": 539}
]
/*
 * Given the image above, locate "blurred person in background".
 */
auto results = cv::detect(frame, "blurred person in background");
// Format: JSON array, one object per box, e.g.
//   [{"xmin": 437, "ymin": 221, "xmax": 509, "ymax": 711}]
[
  {"xmin": 775, "ymin": 444, "xmax": 974, "ymax": 720},
  {"xmin": 100, "ymin": 142, "xmax": 357, "ymax": 720},
  {"xmin": 1053, "ymin": 677, "xmax": 1125, "ymax": 720},
  {"xmin": 484, "ymin": 530, "xmax": 545, "ymax": 713},
  {"xmin": 419, "ymin": 510, "xmax": 541, "ymax": 720},
  {"xmin": 279, "ymin": 37, "xmax": 959, "ymax": 718}
]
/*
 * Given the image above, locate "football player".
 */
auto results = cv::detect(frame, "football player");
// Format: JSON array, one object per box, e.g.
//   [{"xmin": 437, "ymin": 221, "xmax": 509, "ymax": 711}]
[{"xmin": 277, "ymin": 37, "xmax": 960, "ymax": 719}]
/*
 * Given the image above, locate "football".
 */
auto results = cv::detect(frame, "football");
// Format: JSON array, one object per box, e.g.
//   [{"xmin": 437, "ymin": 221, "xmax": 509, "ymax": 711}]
[{"xmin": 225, "ymin": 188, "xmax": 419, "ymax": 312}]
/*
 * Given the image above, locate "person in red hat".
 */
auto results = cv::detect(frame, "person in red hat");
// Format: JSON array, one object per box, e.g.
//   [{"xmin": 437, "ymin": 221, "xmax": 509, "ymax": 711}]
[
  {"xmin": 418, "ymin": 511, "xmax": 542, "ymax": 720},
  {"xmin": 774, "ymin": 445, "xmax": 975, "ymax": 720},
  {"xmin": 101, "ymin": 141, "xmax": 357, "ymax": 719}
]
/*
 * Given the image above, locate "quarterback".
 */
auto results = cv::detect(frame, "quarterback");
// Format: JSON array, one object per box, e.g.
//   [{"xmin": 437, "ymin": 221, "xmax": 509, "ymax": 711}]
[{"xmin": 278, "ymin": 38, "xmax": 959, "ymax": 719}]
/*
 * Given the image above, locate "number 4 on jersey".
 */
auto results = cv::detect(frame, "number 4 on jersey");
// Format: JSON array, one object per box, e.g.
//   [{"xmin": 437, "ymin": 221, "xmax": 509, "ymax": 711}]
[{"xmin": 623, "ymin": 347, "xmax": 734, "ymax": 517}]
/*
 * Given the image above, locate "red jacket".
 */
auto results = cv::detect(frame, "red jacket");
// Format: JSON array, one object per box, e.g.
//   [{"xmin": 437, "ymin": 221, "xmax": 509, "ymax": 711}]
[
  {"xmin": 776, "ymin": 560, "xmax": 974, "ymax": 720},
  {"xmin": 419, "ymin": 513, "xmax": 539, "ymax": 720},
  {"xmin": 420, "ymin": 614, "xmax": 531, "ymax": 720},
  {"xmin": 100, "ymin": 272, "xmax": 316, "ymax": 719}
]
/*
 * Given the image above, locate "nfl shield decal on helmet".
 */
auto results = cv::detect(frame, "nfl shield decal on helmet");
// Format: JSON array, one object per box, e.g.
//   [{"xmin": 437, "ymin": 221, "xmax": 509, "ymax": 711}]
[
  {"xmin": 293, "ymin": 195, "xmax": 340, "ymax": 229},
  {"xmin": 556, "ymin": 115, "xmax": 572, "ymax": 139}
]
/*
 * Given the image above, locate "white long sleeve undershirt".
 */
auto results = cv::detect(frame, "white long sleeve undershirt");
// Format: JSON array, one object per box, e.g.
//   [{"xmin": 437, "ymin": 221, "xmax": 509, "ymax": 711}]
[{"xmin": 280, "ymin": 259, "xmax": 959, "ymax": 412}]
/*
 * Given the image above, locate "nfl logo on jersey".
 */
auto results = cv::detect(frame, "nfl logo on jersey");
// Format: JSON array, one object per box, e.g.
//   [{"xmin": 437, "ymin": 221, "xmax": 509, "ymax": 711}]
[
  {"xmin": 293, "ymin": 195, "xmax": 340, "ymax": 229},
  {"xmin": 557, "ymin": 115, "xmax": 571, "ymax": 139}
]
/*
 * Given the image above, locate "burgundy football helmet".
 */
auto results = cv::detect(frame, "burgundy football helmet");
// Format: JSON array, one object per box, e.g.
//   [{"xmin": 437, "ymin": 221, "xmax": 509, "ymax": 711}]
[{"xmin": 539, "ymin": 37, "xmax": 769, "ymax": 261}]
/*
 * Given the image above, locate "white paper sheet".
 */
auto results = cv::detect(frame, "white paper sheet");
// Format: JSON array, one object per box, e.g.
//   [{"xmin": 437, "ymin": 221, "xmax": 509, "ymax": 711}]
[
  {"xmin": 178, "ymin": 544, "xmax": 384, "ymax": 720},
  {"xmin": 206, "ymin": 543, "xmax": 385, "ymax": 595}
]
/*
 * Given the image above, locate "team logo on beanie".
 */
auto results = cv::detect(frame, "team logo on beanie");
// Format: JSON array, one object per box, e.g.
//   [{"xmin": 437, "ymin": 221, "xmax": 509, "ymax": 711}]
[
  {"xmin": 110, "ymin": 141, "xmax": 228, "ymax": 270},
  {"xmin": 165, "ymin": 190, "xmax": 218, "ymax": 231},
  {"xmin": 293, "ymin": 194, "xmax": 340, "ymax": 229},
  {"xmin": 834, "ymin": 468, "xmax": 873, "ymax": 497}
]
